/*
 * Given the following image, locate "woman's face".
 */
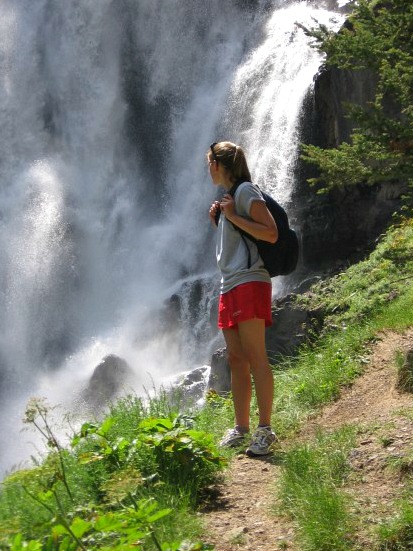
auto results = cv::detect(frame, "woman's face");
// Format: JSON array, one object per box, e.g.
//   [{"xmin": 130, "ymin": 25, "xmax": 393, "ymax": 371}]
[{"xmin": 208, "ymin": 155, "xmax": 222, "ymax": 186}]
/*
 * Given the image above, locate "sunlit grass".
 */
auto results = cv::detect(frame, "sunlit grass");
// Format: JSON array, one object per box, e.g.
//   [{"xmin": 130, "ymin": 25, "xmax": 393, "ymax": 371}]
[
  {"xmin": 373, "ymin": 284, "xmax": 413, "ymax": 330},
  {"xmin": 278, "ymin": 427, "xmax": 356, "ymax": 550},
  {"xmin": 377, "ymin": 500, "xmax": 413, "ymax": 550}
]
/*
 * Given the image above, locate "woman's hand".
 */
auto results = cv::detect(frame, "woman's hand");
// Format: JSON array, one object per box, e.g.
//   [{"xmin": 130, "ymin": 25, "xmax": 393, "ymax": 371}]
[
  {"xmin": 209, "ymin": 200, "xmax": 221, "ymax": 227},
  {"xmin": 219, "ymin": 194, "xmax": 236, "ymax": 220}
]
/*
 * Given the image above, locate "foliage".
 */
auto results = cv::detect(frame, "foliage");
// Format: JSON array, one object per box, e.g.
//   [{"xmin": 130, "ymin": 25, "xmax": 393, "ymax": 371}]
[
  {"xmin": 299, "ymin": 0, "xmax": 413, "ymax": 196},
  {"xmin": 0, "ymin": 399, "xmax": 223, "ymax": 550}
]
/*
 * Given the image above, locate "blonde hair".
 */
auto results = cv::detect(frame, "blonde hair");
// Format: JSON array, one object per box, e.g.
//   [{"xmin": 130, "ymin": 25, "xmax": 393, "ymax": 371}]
[{"xmin": 209, "ymin": 141, "xmax": 252, "ymax": 184}]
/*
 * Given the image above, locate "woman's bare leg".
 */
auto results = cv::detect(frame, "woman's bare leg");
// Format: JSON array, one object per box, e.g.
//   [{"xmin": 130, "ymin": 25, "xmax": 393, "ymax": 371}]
[
  {"xmin": 223, "ymin": 327, "xmax": 251, "ymax": 430},
  {"xmin": 237, "ymin": 318, "xmax": 273, "ymax": 426}
]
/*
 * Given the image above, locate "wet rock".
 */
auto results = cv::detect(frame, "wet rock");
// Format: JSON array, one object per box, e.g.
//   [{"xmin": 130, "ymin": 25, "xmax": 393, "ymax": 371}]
[
  {"xmin": 177, "ymin": 365, "xmax": 210, "ymax": 404},
  {"xmin": 83, "ymin": 354, "xmax": 132, "ymax": 407}
]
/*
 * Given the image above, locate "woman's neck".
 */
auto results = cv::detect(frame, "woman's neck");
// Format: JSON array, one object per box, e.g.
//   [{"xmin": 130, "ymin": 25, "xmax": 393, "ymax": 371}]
[{"xmin": 221, "ymin": 177, "xmax": 234, "ymax": 191}]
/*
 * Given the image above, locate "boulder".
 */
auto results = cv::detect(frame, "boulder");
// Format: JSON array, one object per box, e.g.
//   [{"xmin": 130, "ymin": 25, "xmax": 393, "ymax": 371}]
[
  {"xmin": 83, "ymin": 354, "xmax": 132, "ymax": 407},
  {"xmin": 208, "ymin": 347, "xmax": 231, "ymax": 395}
]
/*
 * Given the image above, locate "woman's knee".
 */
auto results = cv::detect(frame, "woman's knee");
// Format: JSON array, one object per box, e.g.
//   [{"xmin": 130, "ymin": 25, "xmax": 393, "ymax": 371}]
[
  {"xmin": 241, "ymin": 344, "xmax": 268, "ymax": 367},
  {"xmin": 227, "ymin": 349, "xmax": 249, "ymax": 371},
  {"xmin": 247, "ymin": 352, "xmax": 272, "ymax": 377}
]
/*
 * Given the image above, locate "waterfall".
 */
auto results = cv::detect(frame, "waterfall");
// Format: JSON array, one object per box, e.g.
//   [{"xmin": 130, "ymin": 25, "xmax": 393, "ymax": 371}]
[
  {"xmin": 227, "ymin": 5, "xmax": 333, "ymax": 202},
  {"xmin": 0, "ymin": 0, "xmax": 343, "ymax": 475}
]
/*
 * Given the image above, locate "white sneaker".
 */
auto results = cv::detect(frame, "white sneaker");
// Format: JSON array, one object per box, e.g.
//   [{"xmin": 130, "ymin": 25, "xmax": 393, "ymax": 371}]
[
  {"xmin": 219, "ymin": 427, "xmax": 249, "ymax": 448},
  {"xmin": 246, "ymin": 426, "xmax": 276, "ymax": 456}
]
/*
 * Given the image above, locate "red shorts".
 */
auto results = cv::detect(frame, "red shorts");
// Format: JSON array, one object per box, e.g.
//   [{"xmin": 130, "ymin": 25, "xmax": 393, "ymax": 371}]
[{"xmin": 218, "ymin": 281, "xmax": 272, "ymax": 329}]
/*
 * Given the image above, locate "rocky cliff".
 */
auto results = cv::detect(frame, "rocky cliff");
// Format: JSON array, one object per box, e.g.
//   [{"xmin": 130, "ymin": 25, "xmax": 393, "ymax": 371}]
[{"xmin": 293, "ymin": 64, "xmax": 408, "ymax": 273}]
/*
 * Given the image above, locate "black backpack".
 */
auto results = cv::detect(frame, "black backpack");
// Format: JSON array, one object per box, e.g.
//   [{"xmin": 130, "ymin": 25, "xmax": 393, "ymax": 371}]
[{"xmin": 216, "ymin": 182, "xmax": 299, "ymax": 277}]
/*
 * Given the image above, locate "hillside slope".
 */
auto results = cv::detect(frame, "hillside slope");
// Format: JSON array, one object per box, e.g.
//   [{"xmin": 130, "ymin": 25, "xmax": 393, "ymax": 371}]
[{"xmin": 203, "ymin": 327, "xmax": 413, "ymax": 550}]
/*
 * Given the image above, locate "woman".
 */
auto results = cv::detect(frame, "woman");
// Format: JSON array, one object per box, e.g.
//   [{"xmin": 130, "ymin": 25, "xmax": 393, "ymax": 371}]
[{"xmin": 207, "ymin": 141, "xmax": 278, "ymax": 456}]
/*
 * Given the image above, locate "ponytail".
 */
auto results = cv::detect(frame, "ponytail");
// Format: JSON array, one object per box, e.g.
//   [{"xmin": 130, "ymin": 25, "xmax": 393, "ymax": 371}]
[{"xmin": 209, "ymin": 141, "xmax": 252, "ymax": 184}]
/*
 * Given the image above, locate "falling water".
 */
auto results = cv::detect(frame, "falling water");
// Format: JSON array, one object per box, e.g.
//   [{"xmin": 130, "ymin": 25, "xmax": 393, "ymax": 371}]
[
  {"xmin": 0, "ymin": 1, "xmax": 343, "ymax": 475},
  {"xmin": 227, "ymin": 5, "xmax": 334, "ymax": 203}
]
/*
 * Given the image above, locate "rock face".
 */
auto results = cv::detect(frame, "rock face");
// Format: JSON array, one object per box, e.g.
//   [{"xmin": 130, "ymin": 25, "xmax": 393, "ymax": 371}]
[
  {"xmin": 295, "ymin": 179, "xmax": 407, "ymax": 271},
  {"xmin": 293, "ymin": 63, "xmax": 408, "ymax": 271},
  {"xmin": 312, "ymin": 66, "xmax": 377, "ymax": 148},
  {"xmin": 266, "ymin": 294, "xmax": 324, "ymax": 363}
]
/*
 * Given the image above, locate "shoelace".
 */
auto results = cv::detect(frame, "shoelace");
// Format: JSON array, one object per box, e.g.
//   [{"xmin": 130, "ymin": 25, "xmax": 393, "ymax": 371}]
[{"xmin": 253, "ymin": 430, "xmax": 272, "ymax": 443}]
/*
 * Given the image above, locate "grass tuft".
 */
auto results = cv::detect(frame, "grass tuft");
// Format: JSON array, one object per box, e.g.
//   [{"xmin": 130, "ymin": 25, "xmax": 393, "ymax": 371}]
[
  {"xmin": 378, "ymin": 500, "xmax": 413, "ymax": 550},
  {"xmin": 278, "ymin": 427, "xmax": 356, "ymax": 551}
]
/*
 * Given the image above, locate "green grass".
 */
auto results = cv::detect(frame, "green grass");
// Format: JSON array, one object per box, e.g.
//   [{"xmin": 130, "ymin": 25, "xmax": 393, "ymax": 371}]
[
  {"xmin": 373, "ymin": 283, "xmax": 413, "ymax": 330},
  {"xmin": 278, "ymin": 427, "xmax": 357, "ymax": 551},
  {"xmin": 377, "ymin": 500, "xmax": 413, "ymax": 550}
]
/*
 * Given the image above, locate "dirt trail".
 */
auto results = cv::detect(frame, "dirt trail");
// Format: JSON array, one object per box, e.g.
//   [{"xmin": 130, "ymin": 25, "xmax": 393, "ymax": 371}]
[{"xmin": 203, "ymin": 328, "xmax": 413, "ymax": 550}]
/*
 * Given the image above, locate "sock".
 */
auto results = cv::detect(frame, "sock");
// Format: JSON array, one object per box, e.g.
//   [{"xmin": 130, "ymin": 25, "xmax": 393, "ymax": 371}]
[{"xmin": 235, "ymin": 425, "xmax": 249, "ymax": 434}]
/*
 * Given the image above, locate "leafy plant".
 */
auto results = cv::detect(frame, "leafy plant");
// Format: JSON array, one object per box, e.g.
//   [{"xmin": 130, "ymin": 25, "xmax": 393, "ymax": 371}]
[
  {"xmin": 0, "ymin": 397, "xmax": 220, "ymax": 550},
  {"xmin": 5, "ymin": 499, "xmax": 179, "ymax": 551},
  {"xmin": 136, "ymin": 416, "xmax": 226, "ymax": 503}
]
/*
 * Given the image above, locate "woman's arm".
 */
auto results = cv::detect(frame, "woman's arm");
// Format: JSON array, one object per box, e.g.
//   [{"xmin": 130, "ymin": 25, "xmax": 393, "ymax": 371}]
[{"xmin": 220, "ymin": 195, "xmax": 278, "ymax": 243}]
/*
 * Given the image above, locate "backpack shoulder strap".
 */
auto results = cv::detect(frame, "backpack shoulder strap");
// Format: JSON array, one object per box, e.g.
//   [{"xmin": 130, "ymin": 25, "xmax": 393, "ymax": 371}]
[
  {"xmin": 228, "ymin": 180, "xmax": 256, "ymax": 269},
  {"xmin": 228, "ymin": 179, "xmax": 245, "ymax": 198}
]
